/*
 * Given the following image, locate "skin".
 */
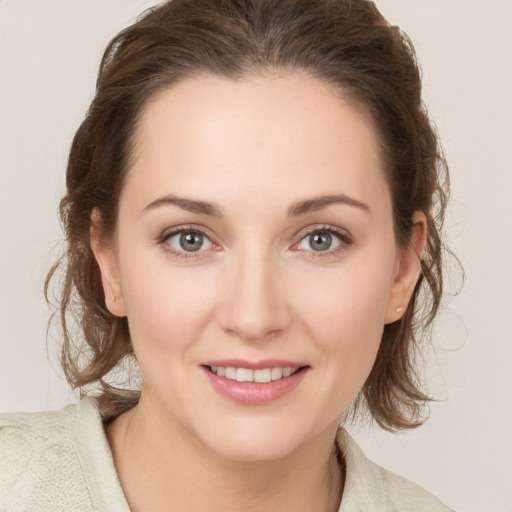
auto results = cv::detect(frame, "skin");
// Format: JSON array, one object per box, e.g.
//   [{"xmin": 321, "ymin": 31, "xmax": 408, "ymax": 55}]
[{"xmin": 91, "ymin": 72, "xmax": 426, "ymax": 511}]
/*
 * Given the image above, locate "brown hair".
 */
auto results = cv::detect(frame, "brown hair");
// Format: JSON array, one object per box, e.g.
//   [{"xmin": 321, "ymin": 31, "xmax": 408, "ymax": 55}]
[{"xmin": 46, "ymin": 0, "xmax": 451, "ymax": 430}]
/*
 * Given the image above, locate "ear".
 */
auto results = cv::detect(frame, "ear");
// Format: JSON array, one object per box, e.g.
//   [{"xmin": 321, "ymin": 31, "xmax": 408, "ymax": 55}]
[
  {"xmin": 384, "ymin": 211, "xmax": 427, "ymax": 324},
  {"xmin": 90, "ymin": 209, "xmax": 126, "ymax": 317}
]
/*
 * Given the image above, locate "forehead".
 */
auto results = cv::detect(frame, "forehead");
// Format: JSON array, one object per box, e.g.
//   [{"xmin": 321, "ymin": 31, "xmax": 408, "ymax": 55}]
[{"xmin": 125, "ymin": 72, "xmax": 390, "ymax": 216}]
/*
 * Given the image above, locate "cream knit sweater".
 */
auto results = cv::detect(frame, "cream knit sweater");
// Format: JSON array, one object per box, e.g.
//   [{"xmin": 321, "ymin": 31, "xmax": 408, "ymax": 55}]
[{"xmin": 0, "ymin": 398, "xmax": 453, "ymax": 511}]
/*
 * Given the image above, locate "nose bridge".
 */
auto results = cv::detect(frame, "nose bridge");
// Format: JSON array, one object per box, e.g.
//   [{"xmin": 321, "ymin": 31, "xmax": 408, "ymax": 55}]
[{"xmin": 219, "ymin": 242, "xmax": 289, "ymax": 341}]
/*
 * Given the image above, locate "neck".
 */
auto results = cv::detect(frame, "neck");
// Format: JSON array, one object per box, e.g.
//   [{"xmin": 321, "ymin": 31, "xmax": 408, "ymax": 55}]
[{"xmin": 106, "ymin": 395, "xmax": 344, "ymax": 512}]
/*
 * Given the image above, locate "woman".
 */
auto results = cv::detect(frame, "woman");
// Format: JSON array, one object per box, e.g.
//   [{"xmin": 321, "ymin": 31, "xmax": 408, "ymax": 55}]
[{"xmin": 0, "ymin": 0, "xmax": 454, "ymax": 510}]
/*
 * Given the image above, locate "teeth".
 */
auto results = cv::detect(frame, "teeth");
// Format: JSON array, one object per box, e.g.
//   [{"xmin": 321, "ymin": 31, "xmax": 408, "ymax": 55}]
[
  {"xmin": 271, "ymin": 367, "xmax": 283, "ymax": 380},
  {"xmin": 236, "ymin": 368, "xmax": 253, "ymax": 382},
  {"xmin": 225, "ymin": 367, "xmax": 236, "ymax": 379},
  {"xmin": 210, "ymin": 366, "xmax": 298, "ymax": 382},
  {"xmin": 254, "ymin": 368, "xmax": 272, "ymax": 383}
]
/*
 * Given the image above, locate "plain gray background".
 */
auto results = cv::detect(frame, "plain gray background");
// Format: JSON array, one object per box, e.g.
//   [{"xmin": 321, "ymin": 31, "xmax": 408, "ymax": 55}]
[{"xmin": 1, "ymin": 1, "xmax": 511, "ymax": 510}]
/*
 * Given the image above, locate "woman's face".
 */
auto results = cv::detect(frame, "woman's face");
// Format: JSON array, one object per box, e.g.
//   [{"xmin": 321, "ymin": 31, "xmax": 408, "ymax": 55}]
[{"xmin": 94, "ymin": 73, "xmax": 422, "ymax": 461}]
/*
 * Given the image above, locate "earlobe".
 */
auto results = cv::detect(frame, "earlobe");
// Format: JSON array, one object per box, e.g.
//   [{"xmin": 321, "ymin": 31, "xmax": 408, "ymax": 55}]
[
  {"xmin": 385, "ymin": 211, "xmax": 427, "ymax": 324},
  {"xmin": 90, "ymin": 209, "xmax": 126, "ymax": 317}
]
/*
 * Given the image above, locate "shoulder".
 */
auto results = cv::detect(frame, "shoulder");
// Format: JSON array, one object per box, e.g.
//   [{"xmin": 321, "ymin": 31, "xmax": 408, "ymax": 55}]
[
  {"xmin": 0, "ymin": 400, "xmax": 78, "ymax": 442},
  {"xmin": 336, "ymin": 429, "xmax": 455, "ymax": 512},
  {"xmin": 0, "ymin": 398, "xmax": 129, "ymax": 512},
  {"xmin": 0, "ymin": 401, "xmax": 93, "ymax": 510}
]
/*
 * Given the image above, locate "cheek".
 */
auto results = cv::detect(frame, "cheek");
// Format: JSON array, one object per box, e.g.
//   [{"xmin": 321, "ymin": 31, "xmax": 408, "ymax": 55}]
[
  {"xmin": 120, "ymin": 256, "xmax": 218, "ymax": 362},
  {"xmin": 290, "ymin": 255, "xmax": 395, "ymax": 375},
  {"xmin": 296, "ymin": 262, "xmax": 392, "ymax": 335}
]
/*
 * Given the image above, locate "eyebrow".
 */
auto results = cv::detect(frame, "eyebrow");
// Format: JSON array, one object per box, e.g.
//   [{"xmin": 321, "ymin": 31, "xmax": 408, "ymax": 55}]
[
  {"xmin": 142, "ymin": 193, "xmax": 370, "ymax": 217},
  {"xmin": 142, "ymin": 195, "xmax": 223, "ymax": 217},
  {"xmin": 287, "ymin": 194, "xmax": 371, "ymax": 216}
]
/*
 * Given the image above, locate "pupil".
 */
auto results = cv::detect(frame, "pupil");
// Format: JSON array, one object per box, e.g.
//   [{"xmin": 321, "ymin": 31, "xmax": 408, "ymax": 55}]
[
  {"xmin": 311, "ymin": 232, "xmax": 331, "ymax": 251},
  {"xmin": 180, "ymin": 232, "xmax": 203, "ymax": 252}
]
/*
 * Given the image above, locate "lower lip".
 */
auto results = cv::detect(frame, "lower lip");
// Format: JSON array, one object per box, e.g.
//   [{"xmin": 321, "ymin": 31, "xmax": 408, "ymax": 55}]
[{"xmin": 202, "ymin": 367, "xmax": 308, "ymax": 405}]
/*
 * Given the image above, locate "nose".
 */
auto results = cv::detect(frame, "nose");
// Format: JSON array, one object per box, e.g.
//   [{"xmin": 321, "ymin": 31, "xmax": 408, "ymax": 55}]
[{"xmin": 218, "ymin": 247, "xmax": 291, "ymax": 342}]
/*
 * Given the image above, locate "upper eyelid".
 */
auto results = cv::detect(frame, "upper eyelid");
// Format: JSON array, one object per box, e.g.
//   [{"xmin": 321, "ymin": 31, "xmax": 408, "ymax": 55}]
[
  {"xmin": 159, "ymin": 224, "xmax": 212, "ymax": 242},
  {"xmin": 295, "ymin": 224, "xmax": 352, "ymax": 242}
]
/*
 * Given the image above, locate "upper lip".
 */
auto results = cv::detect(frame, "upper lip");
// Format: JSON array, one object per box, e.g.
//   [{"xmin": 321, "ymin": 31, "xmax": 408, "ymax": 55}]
[{"xmin": 201, "ymin": 359, "xmax": 306, "ymax": 370}]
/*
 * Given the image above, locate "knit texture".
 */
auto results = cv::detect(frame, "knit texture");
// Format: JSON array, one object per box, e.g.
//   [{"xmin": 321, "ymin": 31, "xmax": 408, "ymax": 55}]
[
  {"xmin": 0, "ymin": 398, "xmax": 453, "ymax": 511},
  {"xmin": 0, "ymin": 399, "xmax": 129, "ymax": 512}
]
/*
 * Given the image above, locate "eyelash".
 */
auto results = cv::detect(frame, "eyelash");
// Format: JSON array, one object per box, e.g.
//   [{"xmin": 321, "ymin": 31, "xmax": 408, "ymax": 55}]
[{"xmin": 158, "ymin": 224, "xmax": 353, "ymax": 260}]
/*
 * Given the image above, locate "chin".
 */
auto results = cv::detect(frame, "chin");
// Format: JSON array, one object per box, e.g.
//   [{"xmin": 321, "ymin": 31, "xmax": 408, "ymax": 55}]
[
  {"xmin": 195, "ymin": 417, "xmax": 307, "ymax": 463},
  {"xmin": 212, "ymin": 437, "xmax": 297, "ymax": 463}
]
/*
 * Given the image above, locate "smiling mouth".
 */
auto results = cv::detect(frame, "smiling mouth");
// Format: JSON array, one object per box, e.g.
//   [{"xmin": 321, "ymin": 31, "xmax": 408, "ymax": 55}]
[{"xmin": 206, "ymin": 365, "xmax": 306, "ymax": 383}]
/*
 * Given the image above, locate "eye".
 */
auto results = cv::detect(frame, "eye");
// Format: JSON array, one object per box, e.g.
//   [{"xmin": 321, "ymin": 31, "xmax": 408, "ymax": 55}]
[
  {"xmin": 298, "ymin": 231, "xmax": 340, "ymax": 252},
  {"xmin": 295, "ymin": 227, "xmax": 351, "ymax": 254},
  {"xmin": 164, "ymin": 229, "xmax": 214, "ymax": 253}
]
